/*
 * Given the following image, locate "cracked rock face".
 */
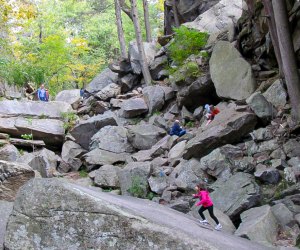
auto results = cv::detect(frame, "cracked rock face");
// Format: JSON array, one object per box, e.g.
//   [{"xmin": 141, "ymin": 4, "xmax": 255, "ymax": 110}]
[{"xmin": 4, "ymin": 178, "xmax": 270, "ymax": 250}]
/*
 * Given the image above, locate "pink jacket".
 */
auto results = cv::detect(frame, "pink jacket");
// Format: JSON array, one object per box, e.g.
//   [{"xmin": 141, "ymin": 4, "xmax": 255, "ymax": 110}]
[{"xmin": 193, "ymin": 190, "xmax": 213, "ymax": 207}]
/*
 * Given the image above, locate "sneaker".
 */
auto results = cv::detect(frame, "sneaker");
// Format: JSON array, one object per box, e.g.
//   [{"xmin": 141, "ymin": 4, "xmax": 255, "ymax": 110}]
[
  {"xmin": 215, "ymin": 224, "xmax": 222, "ymax": 230},
  {"xmin": 199, "ymin": 219, "xmax": 209, "ymax": 225}
]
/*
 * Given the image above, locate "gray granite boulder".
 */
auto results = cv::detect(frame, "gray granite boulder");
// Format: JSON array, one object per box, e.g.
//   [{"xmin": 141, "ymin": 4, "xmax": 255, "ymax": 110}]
[
  {"xmin": 55, "ymin": 89, "xmax": 81, "ymax": 109},
  {"xmin": 0, "ymin": 144, "xmax": 20, "ymax": 162},
  {"xmin": 86, "ymin": 68, "xmax": 118, "ymax": 93},
  {"xmin": 95, "ymin": 83, "xmax": 121, "ymax": 101},
  {"xmin": 0, "ymin": 160, "xmax": 35, "ymax": 201},
  {"xmin": 0, "ymin": 201, "xmax": 13, "ymax": 248},
  {"xmin": 254, "ymin": 164, "xmax": 281, "ymax": 184},
  {"xmin": 209, "ymin": 41, "xmax": 256, "ymax": 100},
  {"xmin": 120, "ymin": 98, "xmax": 149, "ymax": 118},
  {"xmin": 92, "ymin": 165, "xmax": 121, "ymax": 188},
  {"xmin": 61, "ymin": 141, "xmax": 86, "ymax": 171},
  {"xmin": 70, "ymin": 112, "xmax": 118, "ymax": 150},
  {"xmin": 210, "ymin": 172, "xmax": 261, "ymax": 220},
  {"xmin": 263, "ymin": 79, "xmax": 287, "ymax": 109},
  {"xmin": 143, "ymin": 85, "xmax": 165, "ymax": 114}
]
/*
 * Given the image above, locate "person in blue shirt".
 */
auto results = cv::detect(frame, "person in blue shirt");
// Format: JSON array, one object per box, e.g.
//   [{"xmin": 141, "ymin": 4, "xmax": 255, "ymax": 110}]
[
  {"xmin": 169, "ymin": 120, "xmax": 186, "ymax": 137},
  {"xmin": 37, "ymin": 84, "xmax": 47, "ymax": 101}
]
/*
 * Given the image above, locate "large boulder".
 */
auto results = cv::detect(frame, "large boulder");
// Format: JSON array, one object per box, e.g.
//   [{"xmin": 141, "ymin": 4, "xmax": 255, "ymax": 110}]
[
  {"xmin": 246, "ymin": 92, "xmax": 276, "ymax": 121},
  {"xmin": 92, "ymin": 165, "xmax": 121, "ymax": 188},
  {"xmin": 0, "ymin": 117, "xmax": 65, "ymax": 146},
  {"xmin": 4, "ymin": 178, "xmax": 269, "ymax": 250},
  {"xmin": 210, "ymin": 172, "xmax": 261, "ymax": 220},
  {"xmin": 184, "ymin": 0, "xmax": 243, "ymax": 34},
  {"xmin": 120, "ymin": 73, "xmax": 140, "ymax": 93},
  {"xmin": 235, "ymin": 205, "xmax": 279, "ymax": 247},
  {"xmin": 84, "ymin": 148, "xmax": 128, "ymax": 171},
  {"xmin": 0, "ymin": 100, "xmax": 72, "ymax": 119},
  {"xmin": 90, "ymin": 126, "xmax": 134, "ymax": 153},
  {"xmin": 128, "ymin": 41, "xmax": 156, "ymax": 74},
  {"xmin": 127, "ymin": 124, "xmax": 167, "ymax": 150},
  {"xmin": 0, "ymin": 144, "xmax": 20, "ymax": 162},
  {"xmin": 143, "ymin": 85, "xmax": 165, "ymax": 114},
  {"xmin": 55, "ymin": 89, "xmax": 81, "ymax": 109},
  {"xmin": 86, "ymin": 68, "xmax": 118, "ymax": 93},
  {"xmin": 61, "ymin": 141, "xmax": 86, "ymax": 171},
  {"xmin": 209, "ymin": 41, "xmax": 256, "ymax": 100},
  {"xmin": 168, "ymin": 140, "xmax": 187, "ymax": 161},
  {"xmin": 95, "ymin": 83, "xmax": 121, "ymax": 101},
  {"xmin": 0, "ymin": 201, "xmax": 13, "ymax": 248},
  {"xmin": 263, "ymin": 79, "xmax": 287, "ymax": 109},
  {"xmin": 18, "ymin": 148, "xmax": 59, "ymax": 178},
  {"xmin": 118, "ymin": 162, "xmax": 152, "ymax": 197},
  {"xmin": 0, "ymin": 160, "xmax": 35, "ymax": 201},
  {"xmin": 183, "ymin": 103, "xmax": 257, "ymax": 159},
  {"xmin": 70, "ymin": 112, "xmax": 118, "ymax": 150},
  {"xmin": 254, "ymin": 164, "xmax": 281, "ymax": 184},
  {"xmin": 120, "ymin": 98, "xmax": 149, "ymax": 118}
]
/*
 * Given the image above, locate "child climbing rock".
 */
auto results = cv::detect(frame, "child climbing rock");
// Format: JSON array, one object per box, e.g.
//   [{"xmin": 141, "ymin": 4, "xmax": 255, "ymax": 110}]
[
  {"xmin": 204, "ymin": 104, "xmax": 220, "ymax": 126},
  {"xmin": 193, "ymin": 182, "xmax": 222, "ymax": 230}
]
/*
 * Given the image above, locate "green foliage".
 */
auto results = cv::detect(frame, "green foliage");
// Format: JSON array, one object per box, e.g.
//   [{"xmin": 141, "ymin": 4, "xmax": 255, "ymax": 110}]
[
  {"xmin": 185, "ymin": 121, "xmax": 195, "ymax": 128},
  {"xmin": 168, "ymin": 26, "xmax": 208, "ymax": 65},
  {"xmin": 170, "ymin": 62, "xmax": 201, "ymax": 84},
  {"xmin": 127, "ymin": 176, "xmax": 147, "ymax": 199},
  {"xmin": 273, "ymin": 180, "xmax": 293, "ymax": 200},
  {"xmin": 18, "ymin": 149, "xmax": 25, "ymax": 155},
  {"xmin": 146, "ymin": 192, "xmax": 156, "ymax": 200},
  {"xmin": 79, "ymin": 169, "xmax": 88, "ymax": 178},
  {"xmin": 61, "ymin": 112, "xmax": 78, "ymax": 132},
  {"xmin": 21, "ymin": 133, "xmax": 33, "ymax": 140}
]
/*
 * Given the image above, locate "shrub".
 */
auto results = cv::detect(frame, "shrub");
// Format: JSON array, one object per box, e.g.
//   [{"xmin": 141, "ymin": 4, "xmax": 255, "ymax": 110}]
[
  {"xmin": 61, "ymin": 112, "xmax": 78, "ymax": 132},
  {"xmin": 168, "ymin": 26, "xmax": 208, "ymax": 65},
  {"xmin": 127, "ymin": 176, "xmax": 148, "ymax": 198}
]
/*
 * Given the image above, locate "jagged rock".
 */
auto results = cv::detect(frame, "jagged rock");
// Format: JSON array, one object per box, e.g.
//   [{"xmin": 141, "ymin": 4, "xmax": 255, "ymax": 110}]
[
  {"xmin": 118, "ymin": 162, "xmax": 151, "ymax": 197},
  {"xmin": 149, "ymin": 115, "xmax": 169, "ymax": 131},
  {"xmin": 284, "ymin": 167, "xmax": 298, "ymax": 183},
  {"xmin": 3, "ymin": 178, "xmax": 268, "ymax": 250},
  {"xmin": 84, "ymin": 148, "xmax": 128, "ymax": 171},
  {"xmin": 61, "ymin": 141, "xmax": 86, "ymax": 171},
  {"xmin": 0, "ymin": 200, "xmax": 13, "ymax": 248},
  {"xmin": 95, "ymin": 83, "xmax": 121, "ymax": 101},
  {"xmin": 254, "ymin": 164, "xmax": 281, "ymax": 184},
  {"xmin": 161, "ymin": 86, "xmax": 175, "ymax": 101},
  {"xmin": 18, "ymin": 148, "xmax": 59, "ymax": 178},
  {"xmin": 0, "ymin": 144, "xmax": 20, "ymax": 162},
  {"xmin": 177, "ymin": 74, "xmax": 216, "ymax": 109},
  {"xmin": 90, "ymin": 126, "xmax": 134, "ymax": 153},
  {"xmin": 9, "ymin": 138, "xmax": 45, "ymax": 148},
  {"xmin": 210, "ymin": 172, "xmax": 261, "ymax": 220},
  {"xmin": 128, "ymin": 41, "xmax": 156, "ymax": 74},
  {"xmin": 91, "ymin": 100, "xmax": 110, "ymax": 115},
  {"xmin": 120, "ymin": 73, "xmax": 140, "ymax": 93},
  {"xmin": 233, "ymin": 156, "xmax": 256, "ymax": 173},
  {"xmin": 170, "ymin": 159, "xmax": 206, "ymax": 191},
  {"xmin": 168, "ymin": 199, "xmax": 190, "ymax": 213},
  {"xmin": 181, "ymin": 106, "xmax": 194, "ymax": 121},
  {"xmin": 70, "ymin": 112, "xmax": 118, "ymax": 150},
  {"xmin": 109, "ymin": 60, "xmax": 132, "ymax": 74},
  {"xmin": 150, "ymin": 55, "xmax": 168, "ymax": 80},
  {"xmin": 283, "ymin": 139, "xmax": 300, "ymax": 158},
  {"xmin": 245, "ymin": 139, "xmax": 280, "ymax": 156},
  {"xmin": 183, "ymin": 103, "xmax": 257, "ymax": 159},
  {"xmin": 271, "ymin": 203, "xmax": 295, "ymax": 227},
  {"xmin": 200, "ymin": 145, "xmax": 243, "ymax": 180},
  {"xmin": 86, "ymin": 68, "xmax": 118, "ymax": 93},
  {"xmin": 246, "ymin": 92, "xmax": 276, "ymax": 121},
  {"xmin": 148, "ymin": 175, "xmax": 168, "ymax": 195},
  {"xmin": 190, "ymin": 205, "xmax": 236, "ymax": 234},
  {"xmin": 0, "ymin": 117, "xmax": 65, "ymax": 147},
  {"xmin": 168, "ymin": 104, "xmax": 180, "ymax": 115},
  {"xmin": 120, "ymin": 98, "xmax": 148, "ymax": 118},
  {"xmin": 193, "ymin": 106, "xmax": 204, "ymax": 120},
  {"xmin": 209, "ymin": 41, "xmax": 256, "ymax": 100},
  {"xmin": 110, "ymin": 98, "xmax": 124, "ymax": 108},
  {"xmin": 263, "ymin": 79, "xmax": 287, "ymax": 108},
  {"xmin": 235, "ymin": 205, "xmax": 278, "ymax": 247},
  {"xmin": 143, "ymin": 85, "xmax": 165, "ymax": 114},
  {"xmin": 92, "ymin": 165, "xmax": 121, "ymax": 188},
  {"xmin": 250, "ymin": 127, "xmax": 273, "ymax": 142},
  {"xmin": 168, "ymin": 140, "xmax": 187, "ymax": 161},
  {"xmin": 184, "ymin": 0, "xmax": 243, "ymax": 34},
  {"xmin": 0, "ymin": 160, "xmax": 35, "ymax": 201},
  {"xmin": 55, "ymin": 89, "xmax": 81, "ymax": 109},
  {"xmin": 127, "ymin": 124, "xmax": 166, "ymax": 150},
  {"xmin": 0, "ymin": 100, "xmax": 72, "ymax": 119}
]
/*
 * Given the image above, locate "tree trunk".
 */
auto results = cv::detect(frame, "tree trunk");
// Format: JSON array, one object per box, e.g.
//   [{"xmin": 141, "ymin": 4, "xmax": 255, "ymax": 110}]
[
  {"xmin": 114, "ymin": 0, "xmax": 127, "ymax": 59},
  {"xmin": 172, "ymin": 0, "xmax": 180, "ymax": 28},
  {"xmin": 142, "ymin": 0, "xmax": 152, "ymax": 42},
  {"xmin": 130, "ymin": 0, "xmax": 152, "ymax": 85},
  {"xmin": 273, "ymin": 0, "xmax": 300, "ymax": 121},
  {"xmin": 119, "ymin": 0, "xmax": 133, "ymax": 21},
  {"xmin": 262, "ymin": 0, "xmax": 283, "ymax": 77}
]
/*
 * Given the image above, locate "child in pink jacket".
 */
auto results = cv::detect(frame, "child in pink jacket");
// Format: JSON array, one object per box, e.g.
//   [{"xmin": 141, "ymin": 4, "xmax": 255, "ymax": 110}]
[{"xmin": 193, "ymin": 183, "xmax": 222, "ymax": 230}]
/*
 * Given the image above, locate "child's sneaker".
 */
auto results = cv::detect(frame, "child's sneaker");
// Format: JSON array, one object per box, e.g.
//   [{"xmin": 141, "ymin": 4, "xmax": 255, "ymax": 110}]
[
  {"xmin": 215, "ymin": 224, "xmax": 222, "ymax": 230},
  {"xmin": 199, "ymin": 219, "xmax": 209, "ymax": 225}
]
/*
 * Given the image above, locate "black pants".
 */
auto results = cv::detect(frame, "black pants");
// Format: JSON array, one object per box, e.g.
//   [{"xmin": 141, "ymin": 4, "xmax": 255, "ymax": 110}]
[{"xmin": 198, "ymin": 205, "xmax": 219, "ymax": 225}]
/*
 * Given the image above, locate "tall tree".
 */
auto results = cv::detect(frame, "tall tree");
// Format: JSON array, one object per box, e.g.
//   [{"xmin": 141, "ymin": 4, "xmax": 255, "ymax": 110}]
[
  {"xmin": 142, "ymin": 0, "xmax": 151, "ymax": 42},
  {"xmin": 272, "ymin": 0, "xmax": 300, "ymax": 121},
  {"xmin": 172, "ymin": 0, "xmax": 180, "ymax": 28},
  {"xmin": 130, "ymin": 0, "xmax": 152, "ymax": 85},
  {"xmin": 114, "ymin": 0, "xmax": 127, "ymax": 59},
  {"xmin": 119, "ymin": 0, "xmax": 133, "ymax": 21}
]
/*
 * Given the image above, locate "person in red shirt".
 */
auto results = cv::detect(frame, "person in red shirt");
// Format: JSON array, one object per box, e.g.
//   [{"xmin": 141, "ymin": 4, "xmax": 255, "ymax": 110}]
[
  {"xmin": 205, "ymin": 105, "xmax": 220, "ymax": 125},
  {"xmin": 193, "ymin": 182, "xmax": 222, "ymax": 230}
]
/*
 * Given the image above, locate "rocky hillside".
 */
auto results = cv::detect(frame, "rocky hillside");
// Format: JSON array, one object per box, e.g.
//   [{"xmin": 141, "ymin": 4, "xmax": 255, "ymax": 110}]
[{"xmin": 1, "ymin": 0, "xmax": 300, "ymax": 249}]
